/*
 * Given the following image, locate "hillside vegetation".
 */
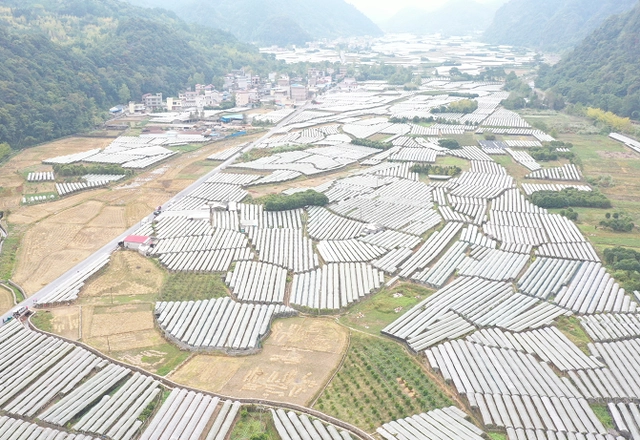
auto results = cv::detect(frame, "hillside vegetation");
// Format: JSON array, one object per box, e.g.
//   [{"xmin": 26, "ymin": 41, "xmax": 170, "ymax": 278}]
[
  {"xmin": 484, "ymin": 0, "xmax": 637, "ymax": 50},
  {"xmin": 537, "ymin": 2, "xmax": 640, "ymax": 118},
  {"xmin": 125, "ymin": 0, "xmax": 382, "ymax": 45},
  {"xmin": 0, "ymin": 0, "xmax": 278, "ymax": 148}
]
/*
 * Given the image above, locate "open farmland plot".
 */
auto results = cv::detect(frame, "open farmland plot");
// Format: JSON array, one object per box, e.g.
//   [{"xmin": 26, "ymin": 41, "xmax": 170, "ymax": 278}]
[
  {"xmin": 155, "ymin": 297, "xmax": 296, "ymax": 353},
  {"xmin": 314, "ymin": 332, "xmax": 453, "ymax": 432},
  {"xmin": 11, "ymin": 74, "xmax": 640, "ymax": 440},
  {"xmin": 7, "ymin": 135, "xmax": 252, "ymax": 296},
  {"xmin": 168, "ymin": 317, "xmax": 348, "ymax": 405},
  {"xmin": 339, "ymin": 283, "xmax": 434, "ymax": 335}
]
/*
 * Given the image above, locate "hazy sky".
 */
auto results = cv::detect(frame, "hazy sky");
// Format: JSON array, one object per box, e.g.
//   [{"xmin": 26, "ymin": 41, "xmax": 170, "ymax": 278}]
[{"xmin": 346, "ymin": 0, "xmax": 501, "ymax": 22}]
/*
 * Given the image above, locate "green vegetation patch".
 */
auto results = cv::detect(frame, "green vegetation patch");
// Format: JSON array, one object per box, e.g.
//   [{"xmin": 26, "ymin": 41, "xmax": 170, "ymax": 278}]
[
  {"xmin": 531, "ymin": 188, "xmax": 611, "ymax": 209},
  {"xmin": 137, "ymin": 392, "xmax": 162, "ymax": 423},
  {"xmin": 239, "ymin": 144, "xmax": 312, "ymax": 162},
  {"xmin": 31, "ymin": 310, "xmax": 54, "ymax": 333},
  {"xmin": 263, "ymin": 190, "xmax": 328, "ymax": 212},
  {"xmin": 231, "ymin": 406, "xmax": 279, "ymax": 440},
  {"xmin": 167, "ymin": 144, "xmax": 203, "ymax": 153},
  {"xmin": 431, "ymin": 99, "xmax": 478, "ymax": 115},
  {"xmin": 600, "ymin": 212, "xmax": 635, "ymax": 233},
  {"xmin": 113, "ymin": 343, "xmax": 189, "ymax": 376},
  {"xmin": 411, "ymin": 164, "xmax": 461, "ymax": 178},
  {"xmin": 590, "ymin": 404, "xmax": 614, "ymax": 430},
  {"xmin": 314, "ymin": 332, "xmax": 452, "ymax": 431},
  {"xmin": 0, "ymin": 227, "xmax": 22, "ymax": 280},
  {"xmin": 438, "ymin": 139, "xmax": 461, "ymax": 150},
  {"xmin": 150, "ymin": 346, "xmax": 189, "ymax": 376},
  {"xmin": 340, "ymin": 283, "xmax": 433, "ymax": 335},
  {"xmin": 53, "ymin": 163, "xmax": 131, "ymax": 177},
  {"xmin": 603, "ymin": 247, "xmax": 640, "ymax": 292},
  {"xmin": 351, "ymin": 138, "xmax": 392, "ymax": 150},
  {"xmin": 530, "ymin": 142, "xmax": 575, "ymax": 162},
  {"xmin": 0, "ymin": 143, "xmax": 11, "ymax": 163},
  {"xmin": 555, "ymin": 316, "xmax": 591, "ymax": 355},
  {"xmin": 158, "ymin": 273, "xmax": 228, "ymax": 302}
]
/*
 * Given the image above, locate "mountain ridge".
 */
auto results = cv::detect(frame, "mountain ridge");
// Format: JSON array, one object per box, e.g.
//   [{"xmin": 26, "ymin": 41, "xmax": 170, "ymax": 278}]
[
  {"xmin": 483, "ymin": 0, "xmax": 638, "ymax": 50},
  {"xmin": 123, "ymin": 0, "xmax": 382, "ymax": 45},
  {"xmin": 537, "ymin": 2, "xmax": 640, "ymax": 117}
]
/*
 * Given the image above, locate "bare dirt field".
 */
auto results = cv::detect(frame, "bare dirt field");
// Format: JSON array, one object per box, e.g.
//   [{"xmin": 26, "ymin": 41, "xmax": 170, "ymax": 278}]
[
  {"xmin": 34, "ymin": 249, "xmax": 187, "ymax": 375},
  {"xmin": 48, "ymin": 306, "xmax": 81, "ymax": 341},
  {"xmin": 168, "ymin": 317, "xmax": 349, "ymax": 406},
  {"xmin": 81, "ymin": 251, "xmax": 164, "ymax": 299},
  {"xmin": 0, "ymin": 137, "xmax": 112, "ymax": 211},
  {"xmin": 0, "ymin": 286, "xmax": 13, "ymax": 314},
  {"xmin": 6, "ymin": 134, "xmax": 260, "ymax": 295},
  {"xmin": 81, "ymin": 302, "xmax": 157, "ymax": 351}
]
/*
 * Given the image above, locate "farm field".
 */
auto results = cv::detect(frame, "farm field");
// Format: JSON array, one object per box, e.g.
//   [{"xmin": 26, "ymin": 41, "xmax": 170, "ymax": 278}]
[
  {"xmin": 168, "ymin": 317, "xmax": 349, "ymax": 405},
  {"xmin": 0, "ymin": 285, "xmax": 13, "ymax": 315},
  {"xmin": 0, "ymin": 136, "xmax": 114, "ymax": 211},
  {"xmin": 7, "ymin": 58, "xmax": 640, "ymax": 440},
  {"xmin": 158, "ymin": 272, "xmax": 229, "ymax": 302},
  {"xmin": 520, "ymin": 110, "xmax": 640, "ymax": 253},
  {"xmin": 339, "ymin": 283, "xmax": 433, "ymax": 336},
  {"xmin": 33, "ymin": 251, "xmax": 214, "ymax": 375},
  {"xmin": 313, "ymin": 332, "xmax": 453, "ymax": 432},
  {"xmin": 4, "ymin": 134, "xmax": 260, "ymax": 295},
  {"xmin": 230, "ymin": 406, "xmax": 280, "ymax": 440}
]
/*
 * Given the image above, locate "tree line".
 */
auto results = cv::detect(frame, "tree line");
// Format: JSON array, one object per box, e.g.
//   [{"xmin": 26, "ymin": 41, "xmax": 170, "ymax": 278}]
[
  {"xmin": 530, "ymin": 188, "xmax": 612, "ymax": 209},
  {"xmin": 263, "ymin": 190, "xmax": 329, "ymax": 212},
  {"xmin": 53, "ymin": 163, "xmax": 131, "ymax": 177},
  {"xmin": 351, "ymin": 139, "xmax": 393, "ymax": 150}
]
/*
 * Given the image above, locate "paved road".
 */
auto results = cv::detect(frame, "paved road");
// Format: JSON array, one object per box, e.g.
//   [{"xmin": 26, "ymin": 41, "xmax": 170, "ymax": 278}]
[{"xmin": 1, "ymin": 105, "xmax": 307, "ymax": 324}]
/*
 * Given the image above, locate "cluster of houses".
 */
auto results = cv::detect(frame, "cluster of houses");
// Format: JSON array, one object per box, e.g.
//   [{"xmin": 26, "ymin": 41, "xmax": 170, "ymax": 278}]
[{"xmin": 115, "ymin": 68, "xmax": 335, "ymax": 116}]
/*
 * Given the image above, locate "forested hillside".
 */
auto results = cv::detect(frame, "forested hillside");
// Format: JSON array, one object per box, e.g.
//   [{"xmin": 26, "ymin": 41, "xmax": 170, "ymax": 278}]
[
  {"xmin": 0, "ymin": 0, "xmax": 278, "ymax": 149},
  {"xmin": 124, "ymin": 0, "xmax": 382, "ymax": 45},
  {"xmin": 537, "ymin": 3, "xmax": 640, "ymax": 118},
  {"xmin": 483, "ymin": 0, "xmax": 637, "ymax": 50},
  {"xmin": 384, "ymin": 0, "xmax": 502, "ymax": 36}
]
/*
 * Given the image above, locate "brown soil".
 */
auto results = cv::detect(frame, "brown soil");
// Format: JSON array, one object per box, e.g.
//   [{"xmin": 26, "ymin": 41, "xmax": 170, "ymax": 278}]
[
  {"xmin": 7, "ymin": 134, "xmax": 260, "ymax": 295},
  {"xmin": 0, "ymin": 286, "xmax": 14, "ymax": 314},
  {"xmin": 49, "ymin": 306, "xmax": 81, "ymax": 341},
  {"xmin": 168, "ymin": 317, "xmax": 349, "ymax": 406},
  {"xmin": 0, "ymin": 137, "xmax": 112, "ymax": 211},
  {"xmin": 82, "ymin": 303, "xmax": 157, "ymax": 351},
  {"xmin": 81, "ymin": 251, "xmax": 164, "ymax": 298}
]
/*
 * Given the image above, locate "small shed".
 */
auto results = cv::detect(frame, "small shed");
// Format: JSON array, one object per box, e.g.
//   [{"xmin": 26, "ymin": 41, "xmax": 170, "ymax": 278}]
[
  {"xmin": 220, "ymin": 114, "xmax": 244, "ymax": 124},
  {"xmin": 123, "ymin": 235, "xmax": 151, "ymax": 251}
]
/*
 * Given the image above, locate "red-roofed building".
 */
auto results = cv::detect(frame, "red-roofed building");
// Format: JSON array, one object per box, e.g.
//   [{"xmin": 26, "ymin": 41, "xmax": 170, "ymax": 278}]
[{"xmin": 123, "ymin": 235, "xmax": 151, "ymax": 251}]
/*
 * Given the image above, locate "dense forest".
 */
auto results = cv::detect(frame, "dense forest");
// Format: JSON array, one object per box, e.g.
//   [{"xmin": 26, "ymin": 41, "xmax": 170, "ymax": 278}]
[
  {"xmin": 484, "ymin": 0, "xmax": 637, "ymax": 50},
  {"xmin": 0, "ymin": 0, "xmax": 280, "ymax": 148},
  {"xmin": 537, "ymin": 2, "xmax": 640, "ymax": 118},
  {"xmin": 125, "ymin": 0, "xmax": 382, "ymax": 46}
]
